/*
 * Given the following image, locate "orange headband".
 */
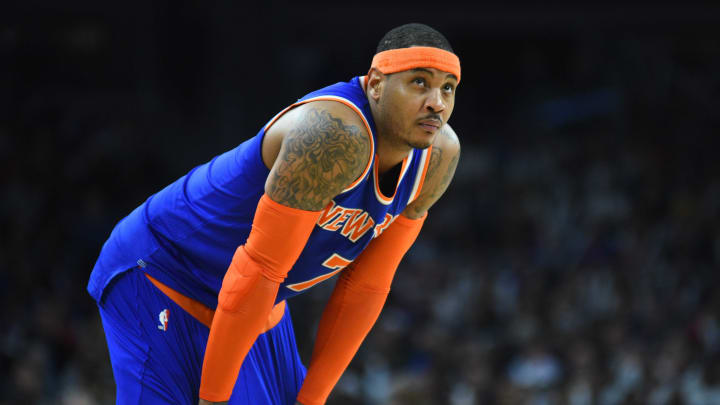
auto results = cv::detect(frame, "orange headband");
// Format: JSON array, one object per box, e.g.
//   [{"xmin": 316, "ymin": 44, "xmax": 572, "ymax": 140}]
[{"xmin": 370, "ymin": 46, "xmax": 461, "ymax": 83}]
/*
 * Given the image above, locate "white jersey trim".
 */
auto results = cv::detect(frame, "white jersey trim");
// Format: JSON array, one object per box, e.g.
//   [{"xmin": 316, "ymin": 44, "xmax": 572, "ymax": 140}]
[{"xmin": 407, "ymin": 148, "xmax": 430, "ymax": 205}]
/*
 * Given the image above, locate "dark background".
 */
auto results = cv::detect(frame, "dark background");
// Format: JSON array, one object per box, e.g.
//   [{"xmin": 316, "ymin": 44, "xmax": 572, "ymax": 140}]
[{"xmin": 2, "ymin": 2, "xmax": 719, "ymax": 404}]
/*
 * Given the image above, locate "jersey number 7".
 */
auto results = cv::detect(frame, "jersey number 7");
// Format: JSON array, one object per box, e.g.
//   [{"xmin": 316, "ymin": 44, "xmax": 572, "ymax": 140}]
[{"xmin": 286, "ymin": 253, "xmax": 352, "ymax": 292}]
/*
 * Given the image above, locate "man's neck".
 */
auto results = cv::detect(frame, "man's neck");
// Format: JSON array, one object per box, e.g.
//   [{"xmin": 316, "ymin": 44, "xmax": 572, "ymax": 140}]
[{"xmin": 375, "ymin": 134, "xmax": 412, "ymax": 174}]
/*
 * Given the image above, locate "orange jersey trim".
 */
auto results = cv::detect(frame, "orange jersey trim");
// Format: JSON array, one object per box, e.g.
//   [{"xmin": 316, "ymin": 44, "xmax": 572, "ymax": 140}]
[
  {"xmin": 263, "ymin": 96, "xmax": 375, "ymax": 194},
  {"xmin": 409, "ymin": 145, "xmax": 432, "ymax": 204},
  {"xmin": 145, "ymin": 273, "xmax": 285, "ymax": 333},
  {"xmin": 373, "ymin": 150, "xmax": 412, "ymax": 205}
]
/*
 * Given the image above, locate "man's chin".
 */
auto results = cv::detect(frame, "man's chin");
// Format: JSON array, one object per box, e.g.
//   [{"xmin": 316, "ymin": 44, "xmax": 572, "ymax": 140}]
[{"xmin": 408, "ymin": 139, "xmax": 433, "ymax": 150}]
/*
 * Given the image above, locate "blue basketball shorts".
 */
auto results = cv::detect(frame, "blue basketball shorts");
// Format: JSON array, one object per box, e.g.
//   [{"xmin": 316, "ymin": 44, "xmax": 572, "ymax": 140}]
[{"xmin": 97, "ymin": 268, "xmax": 306, "ymax": 404}]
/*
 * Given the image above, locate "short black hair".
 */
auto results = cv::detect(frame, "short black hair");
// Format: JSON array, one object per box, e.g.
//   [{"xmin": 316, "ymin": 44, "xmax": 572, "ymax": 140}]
[{"xmin": 376, "ymin": 23, "xmax": 454, "ymax": 54}]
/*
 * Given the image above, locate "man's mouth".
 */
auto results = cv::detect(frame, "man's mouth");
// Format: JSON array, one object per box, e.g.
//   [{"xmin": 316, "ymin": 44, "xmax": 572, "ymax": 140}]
[{"xmin": 418, "ymin": 119, "xmax": 442, "ymax": 132}]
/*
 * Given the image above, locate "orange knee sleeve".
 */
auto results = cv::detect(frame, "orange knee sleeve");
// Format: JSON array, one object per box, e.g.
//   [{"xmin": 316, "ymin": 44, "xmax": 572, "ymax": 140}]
[{"xmin": 199, "ymin": 194, "xmax": 321, "ymax": 401}]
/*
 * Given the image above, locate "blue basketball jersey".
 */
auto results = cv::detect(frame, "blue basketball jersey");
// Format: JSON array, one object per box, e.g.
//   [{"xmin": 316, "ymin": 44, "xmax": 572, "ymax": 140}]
[{"xmin": 88, "ymin": 76, "xmax": 432, "ymax": 309}]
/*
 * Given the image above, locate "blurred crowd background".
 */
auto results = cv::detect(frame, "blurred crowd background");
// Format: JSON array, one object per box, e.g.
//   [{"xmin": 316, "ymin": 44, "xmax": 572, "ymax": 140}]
[{"xmin": 1, "ymin": 2, "xmax": 719, "ymax": 404}]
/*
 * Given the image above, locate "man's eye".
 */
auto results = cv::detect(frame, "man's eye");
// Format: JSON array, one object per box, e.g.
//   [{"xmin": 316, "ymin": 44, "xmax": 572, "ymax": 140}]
[
  {"xmin": 413, "ymin": 78, "xmax": 426, "ymax": 86},
  {"xmin": 443, "ymin": 84, "xmax": 455, "ymax": 92}
]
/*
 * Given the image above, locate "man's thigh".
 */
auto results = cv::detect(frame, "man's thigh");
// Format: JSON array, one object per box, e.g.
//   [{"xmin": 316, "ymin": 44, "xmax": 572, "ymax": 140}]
[
  {"xmin": 98, "ymin": 268, "xmax": 207, "ymax": 404},
  {"xmin": 98, "ymin": 269, "xmax": 306, "ymax": 405},
  {"xmin": 230, "ymin": 304, "xmax": 307, "ymax": 405}
]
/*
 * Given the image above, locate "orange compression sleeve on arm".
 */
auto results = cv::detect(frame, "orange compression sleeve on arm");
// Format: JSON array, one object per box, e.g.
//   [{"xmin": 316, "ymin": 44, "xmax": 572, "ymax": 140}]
[
  {"xmin": 199, "ymin": 194, "xmax": 321, "ymax": 402},
  {"xmin": 296, "ymin": 213, "xmax": 426, "ymax": 405}
]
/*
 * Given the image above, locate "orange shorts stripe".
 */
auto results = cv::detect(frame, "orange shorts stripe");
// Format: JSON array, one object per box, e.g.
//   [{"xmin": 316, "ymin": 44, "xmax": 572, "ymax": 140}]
[{"xmin": 145, "ymin": 273, "xmax": 285, "ymax": 333}]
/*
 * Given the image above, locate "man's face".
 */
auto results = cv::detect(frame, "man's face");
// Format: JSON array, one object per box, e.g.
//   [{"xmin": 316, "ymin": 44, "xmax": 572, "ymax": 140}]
[{"xmin": 377, "ymin": 67, "xmax": 457, "ymax": 149}]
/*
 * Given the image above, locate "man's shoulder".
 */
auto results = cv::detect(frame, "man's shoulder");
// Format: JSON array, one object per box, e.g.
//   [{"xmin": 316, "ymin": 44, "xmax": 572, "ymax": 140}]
[
  {"xmin": 291, "ymin": 99, "xmax": 370, "ymax": 136},
  {"xmin": 433, "ymin": 123, "xmax": 460, "ymax": 153},
  {"xmin": 265, "ymin": 99, "xmax": 373, "ymax": 211},
  {"xmin": 298, "ymin": 76, "xmax": 365, "ymax": 104}
]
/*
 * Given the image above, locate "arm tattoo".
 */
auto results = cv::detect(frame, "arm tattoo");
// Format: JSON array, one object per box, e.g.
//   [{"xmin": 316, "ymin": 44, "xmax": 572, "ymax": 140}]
[
  {"xmin": 438, "ymin": 151, "xmax": 459, "ymax": 197},
  {"xmin": 404, "ymin": 127, "xmax": 460, "ymax": 218},
  {"xmin": 266, "ymin": 108, "xmax": 370, "ymax": 211}
]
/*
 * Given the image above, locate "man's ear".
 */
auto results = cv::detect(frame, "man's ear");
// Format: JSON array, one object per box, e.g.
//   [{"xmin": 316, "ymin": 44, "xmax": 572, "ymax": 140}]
[{"xmin": 366, "ymin": 68, "xmax": 385, "ymax": 102}]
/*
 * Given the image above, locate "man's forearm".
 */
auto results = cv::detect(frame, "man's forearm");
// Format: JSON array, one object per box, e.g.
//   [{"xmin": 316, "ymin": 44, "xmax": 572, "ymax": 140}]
[
  {"xmin": 297, "ymin": 214, "xmax": 426, "ymax": 404},
  {"xmin": 200, "ymin": 195, "xmax": 321, "ymax": 401}
]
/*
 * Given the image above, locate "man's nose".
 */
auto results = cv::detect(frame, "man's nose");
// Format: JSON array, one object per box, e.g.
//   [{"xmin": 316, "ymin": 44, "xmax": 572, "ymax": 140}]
[{"xmin": 424, "ymin": 89, "xmax": 446, "ymax": 113}]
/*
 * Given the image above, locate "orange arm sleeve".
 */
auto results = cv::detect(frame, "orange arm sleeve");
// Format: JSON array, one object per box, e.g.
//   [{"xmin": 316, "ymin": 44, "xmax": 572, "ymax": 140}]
[
  {"xmin": 199, "ymin": 194, "xmax": 321, "ymax": 402},
  {"xmin": 296, "ymin": 213, "xmax": 426, "ymax": 405}
]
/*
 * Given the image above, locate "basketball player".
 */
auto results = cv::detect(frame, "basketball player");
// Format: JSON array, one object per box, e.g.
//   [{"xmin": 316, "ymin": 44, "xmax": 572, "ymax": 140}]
[{"xmin": 88, "ymin": 23, "xmax": 461, "ymax": 405}]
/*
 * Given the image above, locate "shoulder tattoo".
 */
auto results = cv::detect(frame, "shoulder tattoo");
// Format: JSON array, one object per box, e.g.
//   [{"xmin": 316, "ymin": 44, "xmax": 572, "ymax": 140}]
[{"xmin": 266, "ymin": 108, "xmax": 371, "ymax": 211}]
